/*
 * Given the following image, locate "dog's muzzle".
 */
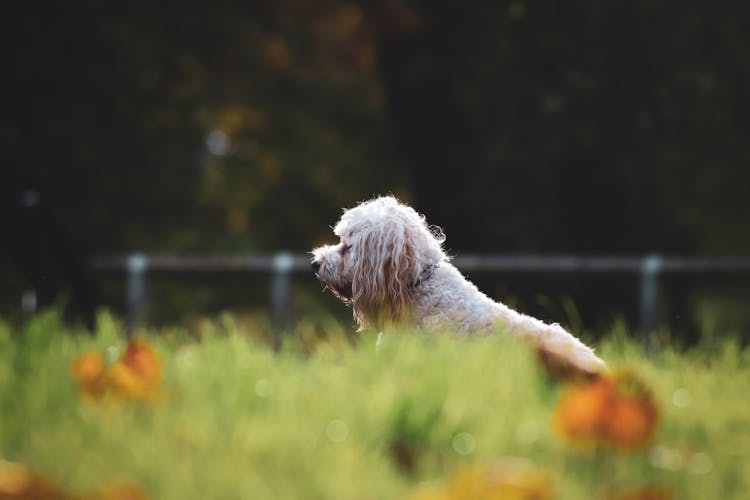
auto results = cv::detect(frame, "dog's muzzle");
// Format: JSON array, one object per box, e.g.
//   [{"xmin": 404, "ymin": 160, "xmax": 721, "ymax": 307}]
[{"xmin": 311, "ymin": 259, "xmax": 353, "ymax": 301}]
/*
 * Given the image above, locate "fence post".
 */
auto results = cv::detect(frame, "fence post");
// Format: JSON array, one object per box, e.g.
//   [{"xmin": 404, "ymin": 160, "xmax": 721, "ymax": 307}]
[
  {"xmin": 639, "ymin": 254, "xmax": 661, "ymax": 345},
  {"xmin": 126, "ymin": 253, "xmax": 149, "ymax": 336},
  {"xmin": 270, "ymin": 251, "xmax": 294, "ymax": 350}
]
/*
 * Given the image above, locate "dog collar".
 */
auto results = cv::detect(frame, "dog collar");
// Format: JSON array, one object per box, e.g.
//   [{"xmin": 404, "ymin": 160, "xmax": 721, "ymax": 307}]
[{"xmin": 413, "ymin": 263, "xmax": 439, "ymax": 288}]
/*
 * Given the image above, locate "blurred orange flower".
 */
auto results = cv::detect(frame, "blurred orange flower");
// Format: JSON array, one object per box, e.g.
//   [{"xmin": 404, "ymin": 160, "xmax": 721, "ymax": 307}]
[
  {"xmin": 411, "ymin": 461, "xmax": 552, "ymax": 500},
  {"xmin": 610, "ymin": 485, "xmax": 672, "ymax": 500},
  {"xmin": 71, "ymin": 339, "xmax": 162, "ymax": 404},
  {"xmin": 0, "ymin": 458, "xmax": 149, "ymax": 500},
  {"xmin": 85, "ymin": 481, "xmax": 149, "ymax": 500},
  {"xmin": 108, "ymin": 339, "xmax": 163, "ymax": 402},
  {"xmin": 552, "ymin": 371, "xmax": 659, "ymax": 452},
  {"xmin": 552, "ymin": 376, "xmax": 612, "ymax": 446},
  {"xmin": 607, "ymin": 397, "xmax": 658, "ymax": 451},
  {"xmin": 0, "ymin": 458, "xmax": 67, "ymax": 499},
  {"xmin": 71, "ymin": 351, "xmax": 107, "ymax": 401}
]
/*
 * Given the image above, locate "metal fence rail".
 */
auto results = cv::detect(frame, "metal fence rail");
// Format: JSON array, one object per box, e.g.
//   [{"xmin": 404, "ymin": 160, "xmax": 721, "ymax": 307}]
[
  {"xmin": 92, "ymin": 254, "xmax": 750, "ymax": 274},
  {"xmin": 92, "ymin": 253, "xmax": 750, "ymax": 342},
  {"xmin": 451, "ymin": 255, "xmax": 750, "ymax": 273}
]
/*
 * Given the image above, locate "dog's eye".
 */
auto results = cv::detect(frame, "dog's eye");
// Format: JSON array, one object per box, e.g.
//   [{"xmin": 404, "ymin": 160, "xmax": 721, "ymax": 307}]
[{"xmin": 340, "ymin": 243, "xmax": 351, "ymax": 255}]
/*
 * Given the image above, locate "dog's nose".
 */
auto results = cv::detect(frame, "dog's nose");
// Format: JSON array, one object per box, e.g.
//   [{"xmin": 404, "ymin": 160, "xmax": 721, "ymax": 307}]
[{"xmin": 311, "ymin": 260, "xmax": 321, "ymax": 272}]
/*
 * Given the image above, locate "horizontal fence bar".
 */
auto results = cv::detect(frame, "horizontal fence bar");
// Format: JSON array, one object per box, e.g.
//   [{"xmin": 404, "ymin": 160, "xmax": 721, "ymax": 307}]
[
  {"xmin": 92, "ymin": 254, "xmax": 750, "ymax": 274},
  {"xmin": 452, "ymin": 255, "xmax": 750, "ymax": 273},
  {"xmin": 92, "ymin": 254, "xmax": 313, "ymax": 273},
  {"xmin": 90, "ymin": 253, "xmax": 750, "ymax": 341}
]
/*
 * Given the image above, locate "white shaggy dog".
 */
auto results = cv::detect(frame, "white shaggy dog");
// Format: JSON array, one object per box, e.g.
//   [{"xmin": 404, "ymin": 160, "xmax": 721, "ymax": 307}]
[{"xmin": 311, "ymin": 196, "xmax": 606, "ymax": 375}]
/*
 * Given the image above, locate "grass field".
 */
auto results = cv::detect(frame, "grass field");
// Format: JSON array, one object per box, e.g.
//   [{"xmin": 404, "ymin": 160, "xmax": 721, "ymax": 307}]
[{"xmin": 1, "ymin": 310, "xmax": 748, "ymax": 499}]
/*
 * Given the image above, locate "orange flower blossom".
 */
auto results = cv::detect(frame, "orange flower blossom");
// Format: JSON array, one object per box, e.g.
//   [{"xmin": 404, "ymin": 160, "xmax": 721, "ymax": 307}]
[
  {"xmin": 71, "ymin": 338, "xmax": 162, "ymax": 403},
  {"xmin": 610, "ymin": 484, "xmax": 672, "ymax": 500},
  {"xmin": 552, "ymin": 370, "xmax": 659, "ymax": 451}
]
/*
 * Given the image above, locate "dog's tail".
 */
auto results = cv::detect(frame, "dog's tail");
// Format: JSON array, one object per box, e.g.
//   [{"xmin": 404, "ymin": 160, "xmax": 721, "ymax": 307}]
[{"xmin": 500, "ymin": 306, "xmax": 607, "ymax": 377}]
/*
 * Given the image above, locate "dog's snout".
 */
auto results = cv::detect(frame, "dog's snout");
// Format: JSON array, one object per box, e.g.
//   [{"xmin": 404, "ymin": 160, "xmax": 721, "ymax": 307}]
[{"xmin": 311, "ymin": 260, "xmax": 321, "ymax": 272}]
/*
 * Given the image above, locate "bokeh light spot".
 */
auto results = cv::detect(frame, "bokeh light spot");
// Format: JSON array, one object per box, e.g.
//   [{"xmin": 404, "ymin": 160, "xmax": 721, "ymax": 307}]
[
  {"xmin": 452, "ymin": 432, "xmax": 476, "ymax": 455},
  {"xmin": 671, "ymin": 388, "xmax": 691, "ymax": 408},
  {"xmin": 326, "ymin": 419, "xmax": 349, "ymax": 443},
  {"xmin": 255, "ymin": 378, "xmax": 270, "ymax": 398},
  {"xmin": 206, "ymin": 129, "xmax": 231, "ymax": 156}
]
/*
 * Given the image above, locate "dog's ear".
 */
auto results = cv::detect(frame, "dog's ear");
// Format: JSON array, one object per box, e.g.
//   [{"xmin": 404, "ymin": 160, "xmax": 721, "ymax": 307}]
[{"xmin": 351, "ymin": 221, "xmax": 419, "ymax": 330}]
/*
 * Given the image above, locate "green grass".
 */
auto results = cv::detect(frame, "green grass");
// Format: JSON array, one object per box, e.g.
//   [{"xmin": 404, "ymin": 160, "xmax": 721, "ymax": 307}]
[{"xmin": 1, "ymin": 310, "xmax": 748, "ymax": 499}]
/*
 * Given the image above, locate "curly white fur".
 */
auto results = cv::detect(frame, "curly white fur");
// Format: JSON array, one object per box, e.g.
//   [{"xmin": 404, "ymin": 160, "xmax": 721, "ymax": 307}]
[{"xmin": 311, "ymin": 196, "xmax": 606, "ymax": 374}]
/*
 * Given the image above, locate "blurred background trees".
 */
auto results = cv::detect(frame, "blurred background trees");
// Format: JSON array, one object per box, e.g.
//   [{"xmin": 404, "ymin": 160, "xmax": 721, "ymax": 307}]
[{"xmin": 2, "ymin": 1, "xmax": 748, "ymax": 334}]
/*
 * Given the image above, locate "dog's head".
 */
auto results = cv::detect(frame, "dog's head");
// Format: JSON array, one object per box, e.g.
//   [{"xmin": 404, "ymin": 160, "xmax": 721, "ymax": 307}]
[{"xmin": 311, "ymin": 196, "xmax": 447, "ymax": 329}]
